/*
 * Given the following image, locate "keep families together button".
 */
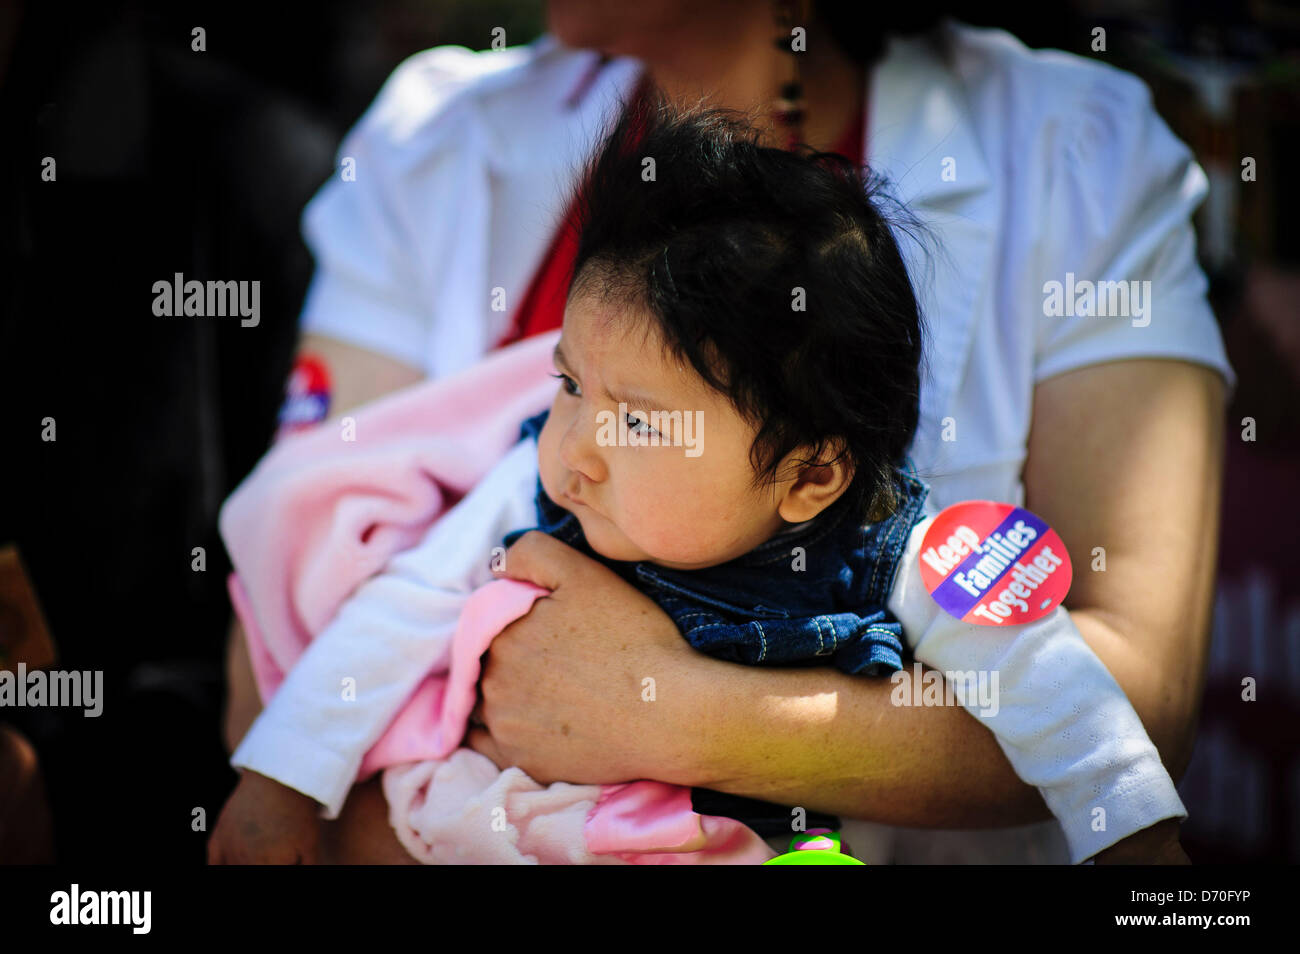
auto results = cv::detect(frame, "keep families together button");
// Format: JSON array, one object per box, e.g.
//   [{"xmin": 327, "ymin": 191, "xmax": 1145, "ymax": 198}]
[{"xmin": 918, "ymin": 501, "xmax": 1073, "ymax": 626}]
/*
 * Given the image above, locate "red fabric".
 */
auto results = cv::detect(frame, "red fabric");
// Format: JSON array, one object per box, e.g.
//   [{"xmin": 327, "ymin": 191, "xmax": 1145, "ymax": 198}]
[
  {"xmin": 495, "ymin": 79, "xmax": 868, "ymax": 349},
  {"xmin": 498, "ymin": 198, "xmax": 581, "ymax": 346}
]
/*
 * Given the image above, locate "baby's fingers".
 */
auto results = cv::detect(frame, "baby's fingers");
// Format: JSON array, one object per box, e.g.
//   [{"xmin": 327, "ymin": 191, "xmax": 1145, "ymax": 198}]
[{"xmin": 494, "ymin": 530, "xmax": 575, "ymax": 589}]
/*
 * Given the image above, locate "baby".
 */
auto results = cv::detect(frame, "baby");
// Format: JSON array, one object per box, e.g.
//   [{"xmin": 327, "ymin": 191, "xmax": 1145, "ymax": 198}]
[{"xmin": 213, "ymin": 94, "xmax": 1188, "ymax": 864}]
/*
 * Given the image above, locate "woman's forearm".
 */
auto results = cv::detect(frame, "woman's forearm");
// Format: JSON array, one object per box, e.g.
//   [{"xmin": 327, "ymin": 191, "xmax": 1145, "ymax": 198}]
[
  {"xmin": 682, "ymin": 604, "xmax": 1191, "ymax": 830},
  {"xmin": 681, "ymin": 652, "xmax": 1053, "ymax": 828}
]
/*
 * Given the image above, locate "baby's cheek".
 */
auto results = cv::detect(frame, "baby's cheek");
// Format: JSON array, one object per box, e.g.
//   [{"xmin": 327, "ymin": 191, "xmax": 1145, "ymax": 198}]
[
  {"xmin": 602, "ymin": 481, "xmax": 677, "ymax": 554},
  {"xmin": 620, "ymin": 477, "xmax": 738, "ymax": 565}
]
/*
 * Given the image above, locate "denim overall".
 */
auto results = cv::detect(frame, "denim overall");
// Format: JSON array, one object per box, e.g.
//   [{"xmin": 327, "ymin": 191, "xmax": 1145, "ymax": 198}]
[{"xmin": 501, "ymin": 409, "xmax": 931, "ymax": 836}]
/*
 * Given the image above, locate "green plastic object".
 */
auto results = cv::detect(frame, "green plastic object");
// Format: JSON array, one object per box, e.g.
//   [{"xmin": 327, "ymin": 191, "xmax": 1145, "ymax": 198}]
[{"xmin": 762, "ymin": 828, "xmax": 867, "ymax": 865}]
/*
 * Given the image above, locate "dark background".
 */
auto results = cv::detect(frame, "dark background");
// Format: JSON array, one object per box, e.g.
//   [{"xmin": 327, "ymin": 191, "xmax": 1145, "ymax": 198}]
[{"xmin": 1, "ymin": 0, "xmax": 1297, "ymax": 865}]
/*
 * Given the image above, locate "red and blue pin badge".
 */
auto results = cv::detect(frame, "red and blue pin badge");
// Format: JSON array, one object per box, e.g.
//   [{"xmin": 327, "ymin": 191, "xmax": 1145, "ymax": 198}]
[
  {"xmin": 275, "ymin": 353, "xmax": 332, "ymax": 439},
  {"xmin": 918, "ymin": 501, "xmax": 1072, "ymax": 626}
]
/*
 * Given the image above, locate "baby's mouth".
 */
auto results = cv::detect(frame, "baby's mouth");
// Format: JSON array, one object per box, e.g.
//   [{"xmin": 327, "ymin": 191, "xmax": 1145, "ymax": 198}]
[{"xmin": 560, "ymin": 483, "xmax": 606, "ymax": 522}]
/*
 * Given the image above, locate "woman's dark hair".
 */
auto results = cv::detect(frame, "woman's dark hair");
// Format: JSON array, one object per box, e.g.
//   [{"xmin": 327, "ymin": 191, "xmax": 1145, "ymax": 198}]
[{"xmin": 567, "ymin": 88, "xmax": 927, "ymax": 522}]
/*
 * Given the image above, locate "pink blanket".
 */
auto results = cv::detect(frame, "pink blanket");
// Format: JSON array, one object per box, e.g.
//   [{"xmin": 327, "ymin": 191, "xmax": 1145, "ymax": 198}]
[{"xmin": 220, "ymin": 330, "xmax": 773, "ymax": 864}]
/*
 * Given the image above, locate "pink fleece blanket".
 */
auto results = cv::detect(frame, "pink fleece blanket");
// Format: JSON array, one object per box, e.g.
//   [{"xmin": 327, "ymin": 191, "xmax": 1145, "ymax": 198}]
[{"xmin": 220, "ymin": 330, "xmax": 773, "ymax": 864}]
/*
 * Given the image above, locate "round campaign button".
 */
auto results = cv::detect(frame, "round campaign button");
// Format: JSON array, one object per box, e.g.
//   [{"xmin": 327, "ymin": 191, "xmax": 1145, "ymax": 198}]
[
  {"xmin": 918, "ymin": 501, "xmax": 1072, "ymax": 626},
  {"xmin": 276, "ymin": 353, "xmax": 332, "ymax": 437}
]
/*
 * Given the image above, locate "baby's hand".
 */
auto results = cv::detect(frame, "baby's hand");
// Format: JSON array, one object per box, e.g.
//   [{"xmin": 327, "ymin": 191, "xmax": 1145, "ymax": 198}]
[
  {"xmin": 208, "ymin": 770, "xmax": 322, "ymax": 864},
  {"xmin": 1090, "ymin": 818, "xmax": 1190, "ymax": 865}
]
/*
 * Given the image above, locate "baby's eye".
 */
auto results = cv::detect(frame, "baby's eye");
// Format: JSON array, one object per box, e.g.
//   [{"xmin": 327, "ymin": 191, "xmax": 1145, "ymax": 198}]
[
  {"xmin": 624, "ymin": 413, "xmax": 659, "ymax": 438},
  {"xmin": 550, "ymin": 372, "xmax": 580, "ymax": 397}
]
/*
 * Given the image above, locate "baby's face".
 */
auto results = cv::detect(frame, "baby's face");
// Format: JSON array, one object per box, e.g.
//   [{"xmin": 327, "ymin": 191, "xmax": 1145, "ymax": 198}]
[{"xmin": 537, "ymin": 289, "xmax": 789, "ymax": 570}]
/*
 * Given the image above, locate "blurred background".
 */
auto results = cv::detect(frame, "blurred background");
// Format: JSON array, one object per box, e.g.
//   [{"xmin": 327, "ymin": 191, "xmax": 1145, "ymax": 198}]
[{"xmin": 1, "ymin": 0, "xmax": 1296, "ymax": 865}]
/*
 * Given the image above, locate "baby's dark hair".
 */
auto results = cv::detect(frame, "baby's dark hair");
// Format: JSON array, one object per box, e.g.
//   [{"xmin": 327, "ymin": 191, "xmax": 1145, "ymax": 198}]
[{"xmin": 567, "ymin": 88, "xmax": 926, "ymax": 521}]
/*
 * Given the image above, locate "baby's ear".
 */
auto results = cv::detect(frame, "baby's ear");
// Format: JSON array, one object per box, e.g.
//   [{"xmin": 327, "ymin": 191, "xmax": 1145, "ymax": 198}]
[{"xmin": 776, "ymin": 441, "xmax": 854, "ymax": 523}]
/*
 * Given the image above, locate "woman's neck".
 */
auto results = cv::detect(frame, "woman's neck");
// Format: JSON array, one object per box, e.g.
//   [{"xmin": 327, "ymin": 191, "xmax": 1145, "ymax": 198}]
[{"xmin": 634, "ymin": 10, "xmax": 868, "ymax": 153}]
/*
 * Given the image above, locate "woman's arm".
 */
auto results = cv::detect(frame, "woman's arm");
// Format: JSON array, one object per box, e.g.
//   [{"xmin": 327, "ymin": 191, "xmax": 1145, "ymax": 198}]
[
  {"xmin": 473, "ymin": 358, "xmax": 1226, "ymax": 826},
  {"xmin": 1023, "ymin": 358, "xmax": 1226, "ymax": 783},
  {"xmin": 472, "ymin": 533, "xmax": 1050, "ymax": 826}
]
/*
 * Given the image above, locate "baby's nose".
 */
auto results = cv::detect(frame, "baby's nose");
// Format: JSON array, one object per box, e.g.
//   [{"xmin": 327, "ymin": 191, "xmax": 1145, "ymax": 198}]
[{"xmin": 558, "ymin": 410, "xmax": 606, "ymax": 483}]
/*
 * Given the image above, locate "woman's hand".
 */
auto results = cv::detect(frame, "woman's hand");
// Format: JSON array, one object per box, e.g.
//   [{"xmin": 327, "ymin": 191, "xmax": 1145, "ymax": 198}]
[
  {"xmin": 1089, "ymin": 818, "xmax": 1191, "ymax": 865},
  {"xmin": 466, "ymin": 531, "xmax": 713, "ymax": 785}
]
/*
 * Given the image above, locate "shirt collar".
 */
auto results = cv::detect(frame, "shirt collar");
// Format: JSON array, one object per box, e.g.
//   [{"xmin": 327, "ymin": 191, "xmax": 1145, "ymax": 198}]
[{"xmin": 867, "ymin": 21, "xmax": 993, "ymax": 208}]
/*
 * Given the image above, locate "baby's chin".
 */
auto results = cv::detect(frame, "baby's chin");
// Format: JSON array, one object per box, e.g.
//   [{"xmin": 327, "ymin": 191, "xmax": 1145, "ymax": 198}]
[
  {"xmin": 577, "ymin": 511, "xmax": 738, "ymax": 570},
  {"xmin": 567, "ymin": 507, "xmax": 648, "ymax": 564}
]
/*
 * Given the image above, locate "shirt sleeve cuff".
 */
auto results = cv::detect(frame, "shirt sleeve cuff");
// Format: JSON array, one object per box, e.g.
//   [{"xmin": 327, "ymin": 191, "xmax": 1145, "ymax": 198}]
[
  {"xmin": 231, "ymin": 721, "xmax": 357, "ymax": 820},
  {"xmin": 297, "ymin": 270, "xmax": 429, "ymax": 374},
  {"xmin": 1035, "ymin": 293, "xmax": 1237, "ymax": 404},
  {"xmin": 1046, "ymin": 756, "xmax": 1188, "ymax": 864}
]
